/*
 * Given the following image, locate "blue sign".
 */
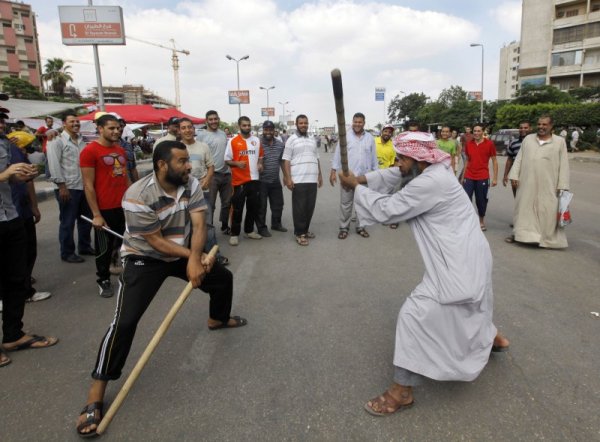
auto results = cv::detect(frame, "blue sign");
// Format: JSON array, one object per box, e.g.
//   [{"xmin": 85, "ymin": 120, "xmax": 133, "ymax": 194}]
[{"xmin": 375, "ymin": 92, "xmax": 385, "ymax": 101}]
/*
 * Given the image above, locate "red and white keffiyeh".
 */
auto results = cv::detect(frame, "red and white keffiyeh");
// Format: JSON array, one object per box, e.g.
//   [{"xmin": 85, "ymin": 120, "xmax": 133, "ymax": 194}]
[{"xmin": 393, "ymin": 131, "xmax": 451, "ymax": 164}]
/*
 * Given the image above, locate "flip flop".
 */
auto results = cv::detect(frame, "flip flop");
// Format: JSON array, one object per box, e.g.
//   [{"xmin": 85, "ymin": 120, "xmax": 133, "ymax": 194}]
[
  {"xmin": 208, "ymin": 316, "xmax": 248, "ymax": 331},
  {"xmin": 0, "ymin": 349, "xmax": 11, "ymax": 368},
  {"xmin": 295, "ymin": 234, "xmax": 309, "ymax": 246},
  {"xmin": 76, "ymin": 401, "xmax": 103, "ymax": 438},
  {"xmin": 480, "ymin": 225, "xmax": 487, "ymax": 231},
  {"xmin": 491, "ymin": 344, "xmax": 510, "ymax": 353},
  {"xmin": 364, "ymin": 391, "xmax": 414, "ymax": 417},
  {"xmin": 3, "ymin": 334, "xmax": 58, "ymax": 351},
  {"xmin": 338, "ymin": 230, "xmax": 348, "ymax": 240},
  {"xmin": 356, "ymin": 228, "xmax": 370, "ymax": 238}
]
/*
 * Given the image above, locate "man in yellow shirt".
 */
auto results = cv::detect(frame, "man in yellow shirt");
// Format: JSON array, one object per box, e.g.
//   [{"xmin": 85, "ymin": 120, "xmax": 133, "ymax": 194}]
[{"xmin": 375, "ymin": 124, "xmax": 395, "ymax": 169}]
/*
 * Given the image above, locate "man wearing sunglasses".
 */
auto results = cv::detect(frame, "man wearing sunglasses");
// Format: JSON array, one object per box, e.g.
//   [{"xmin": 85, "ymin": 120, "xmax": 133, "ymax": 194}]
[{"xmin": 81, "ymin": 114, "xmax": 133, "ymax": 298}]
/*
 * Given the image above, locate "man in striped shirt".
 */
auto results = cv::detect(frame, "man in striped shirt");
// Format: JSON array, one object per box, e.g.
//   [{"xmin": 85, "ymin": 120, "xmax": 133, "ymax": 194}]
[
  {"xmin": 76, "ymin": 140, "xmax": 246, "ymax": 437},
  {"xmin": 256, "ymin": 120, "xmax": 287, "ymax": 237}
]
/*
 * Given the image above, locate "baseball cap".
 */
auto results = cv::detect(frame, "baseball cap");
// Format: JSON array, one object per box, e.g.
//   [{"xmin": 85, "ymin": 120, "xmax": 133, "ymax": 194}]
[
  {"xmin": 382, "ymin": 124, "xmax": 395, "ymax": 132},
  {"xmin": 262, "ymin": 120, "xmax": 275, "ymax": 129},
  {"xmin": 167, "ymin": 117, "xmax": 180, "ymax": 126}
]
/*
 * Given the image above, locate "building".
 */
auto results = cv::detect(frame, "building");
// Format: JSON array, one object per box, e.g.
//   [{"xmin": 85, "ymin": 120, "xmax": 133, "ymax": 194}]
[
  {"xmin": 519, "ymin": 0, "xmax": 600, "ymax": 91},
  {"xmin": 86, "ymin": 84, "xmax": 175, "ymax": 107},
  {"xmin": 0, "ymin": 0, "xmax": 42, "ymax": 89},
  {"xmin": 498, "ymin": 41, "xmax": 521, "ymax": 100}
]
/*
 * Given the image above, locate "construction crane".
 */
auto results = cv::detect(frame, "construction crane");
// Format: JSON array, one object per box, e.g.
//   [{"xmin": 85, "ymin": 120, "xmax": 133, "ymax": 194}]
[{"xmin": 126, "ymin": 36, "xmax": 190, "ymax": 109}]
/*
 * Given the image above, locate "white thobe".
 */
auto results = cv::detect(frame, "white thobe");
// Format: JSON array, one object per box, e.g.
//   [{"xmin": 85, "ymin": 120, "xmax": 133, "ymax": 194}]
[
  {"xmin": 354, "ymin": 163, "xmax": 496, "ymax": 381},
  {"xmin": 507, "ymin": 134, "xmax": 569, "ymax": 249}
]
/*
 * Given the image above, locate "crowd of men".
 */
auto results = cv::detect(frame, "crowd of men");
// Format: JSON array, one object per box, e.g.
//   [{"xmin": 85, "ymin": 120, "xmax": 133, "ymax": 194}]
[{"xmin": 0, "ymin": 96, "xmax": 572, "ymax": 434}]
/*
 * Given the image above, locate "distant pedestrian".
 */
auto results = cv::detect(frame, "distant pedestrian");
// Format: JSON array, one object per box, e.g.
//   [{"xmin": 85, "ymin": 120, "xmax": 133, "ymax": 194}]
[
  {"xmin": 570, "ymin": 128, "xmax": 580, "ymax": 152},
  {"xmin": 503, "ymin": 121, "xmax": 531, "ymax": 198},
  {"xmin": 154, "ymin": 117, "xmax": 180, "ymax": 147}
]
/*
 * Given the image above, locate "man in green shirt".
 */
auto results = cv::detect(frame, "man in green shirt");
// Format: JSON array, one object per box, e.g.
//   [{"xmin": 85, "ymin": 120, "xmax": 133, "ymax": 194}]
[{"xmin": 436, "ymin": 126, "xmax": 457, "ymax": 174}]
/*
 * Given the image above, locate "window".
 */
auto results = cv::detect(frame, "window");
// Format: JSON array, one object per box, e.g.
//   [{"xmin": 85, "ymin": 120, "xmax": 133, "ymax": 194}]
[
  {"xmin": 584, "ymin": 49, "xmax": 600, "ymax": 65},
  {"xmin": 7, "ymin": 49, "xmax": 15, "ymax": 54},
  {"xmin": 587, "ymin": 21, "xmax": 600, "ymax": 38},
  {"xmin": 2, "ymin": 22, "xmax": 11, "ymax": 28},
  {"xmin": 24, "ymin": 37, "xmax": 32, "ymax": 44},
  {"xmin": 592, "ymin": 2, "xmax": 600, "ymax": 12},
  {"xmin": 566, "ymin": 9, "xmax": 579, "ymax": 17},
  {"xmin": 27, "ymin": 62, "xmax": 36, "ymax": 69},
  {"xmin": 552, "ymin": 50, "xmax": 583, "ymax": 66},
  {"xmin": 554, "ymin": 25, "xmax": 585, "ymax": 44}
]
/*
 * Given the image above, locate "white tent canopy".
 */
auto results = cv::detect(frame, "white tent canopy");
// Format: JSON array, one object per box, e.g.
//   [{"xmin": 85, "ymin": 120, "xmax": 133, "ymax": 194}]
[{"xmin": 3, "ymin": 98, "xmax": 83, "ymax": 120}]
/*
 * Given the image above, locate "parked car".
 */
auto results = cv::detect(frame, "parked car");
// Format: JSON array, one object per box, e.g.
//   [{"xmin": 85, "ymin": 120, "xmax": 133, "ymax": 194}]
[{"xmin": 490, "ymin": 129, "xmax": 519, "ymax": 155}]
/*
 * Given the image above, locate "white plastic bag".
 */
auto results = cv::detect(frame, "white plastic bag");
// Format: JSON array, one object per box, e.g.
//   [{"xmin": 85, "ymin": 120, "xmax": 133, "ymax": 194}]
[{"xmin": 558, "ymin": 190, "xmax": 573, "ymax": 228}]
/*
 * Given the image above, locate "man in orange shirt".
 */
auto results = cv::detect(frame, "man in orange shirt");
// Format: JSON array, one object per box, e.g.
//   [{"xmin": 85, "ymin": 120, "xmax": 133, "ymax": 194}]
[{"xmin": 224, "ymin": 116, "xmax": 264, "ymax": 246}]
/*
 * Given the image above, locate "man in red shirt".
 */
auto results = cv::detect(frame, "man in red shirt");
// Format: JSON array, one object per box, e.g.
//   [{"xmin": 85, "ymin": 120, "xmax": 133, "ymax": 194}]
[
  {"xmin": 81, "ymin": 114, "xmax": 133, "ymax": 297},
  {"xmin": 224, "ymin": 116, "xmax": 264, "ymax": 246},
  {"xmin": 461, "ymin": 124, "xmax": 498, "ymax": 231},
  {"xmin": 35, "ymin": 116, "xmax": 55, "ymax": 154}
]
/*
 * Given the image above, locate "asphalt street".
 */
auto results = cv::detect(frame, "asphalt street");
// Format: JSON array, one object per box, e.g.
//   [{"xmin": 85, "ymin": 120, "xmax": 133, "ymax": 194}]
[{"xmin": 1, "ymin": 153, "xmax": 599, "ymax": 441}]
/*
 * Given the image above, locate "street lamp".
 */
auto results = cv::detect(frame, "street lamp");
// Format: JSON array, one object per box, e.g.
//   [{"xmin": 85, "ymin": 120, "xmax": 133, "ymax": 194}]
[
  {"xmin": 259, "ymin": 86, "xmax": 275, "ymax": 120},
  {"xmin": 470, "ymin": 43, "xmax": 484, "ymax": 123},
  {"xmin": 278, "ymin": 101, "xmax": 289, "ymax": 126},
  {"xmin": 226, "ymin": 54, "xmax": 250, "ymax": 118}
]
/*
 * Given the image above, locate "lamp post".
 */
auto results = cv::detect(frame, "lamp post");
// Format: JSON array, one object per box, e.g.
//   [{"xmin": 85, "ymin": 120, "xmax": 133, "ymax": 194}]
[
  {"xmin": 259, "ymin": 86, "xmax": 275, "ymax": 120},
  {"xmin": 226, "ymin": 54, "xmax": 250, "ymax": 118},
  {"xmin": 470, "ymin": 43, "xmax": 484, "ymax": 123},
  {"xmin": 278, "ymin": 101, "xmax": 289, "ymax": 126}
]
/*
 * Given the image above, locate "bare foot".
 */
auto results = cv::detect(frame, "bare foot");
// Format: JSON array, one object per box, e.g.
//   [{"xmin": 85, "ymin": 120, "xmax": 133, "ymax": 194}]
[
  {"xmin": 364, "ymin": 383, "xmax": 414, "ymax": 416},
  {"xmin": 492, "ymin": 333, "xmax": 510, "ymax": 352}
]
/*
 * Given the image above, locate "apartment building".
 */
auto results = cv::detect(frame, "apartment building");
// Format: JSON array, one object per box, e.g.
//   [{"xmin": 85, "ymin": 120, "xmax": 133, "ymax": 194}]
[
  {"xmin": 498, "ymin": 41, "xmax": 521, "ymax": 99},
  {"xmin": 519, "ymin": 0, "xmax": 600, "ymax": 90},
  {"xmin": 0, "ymin": 0, "xmax": 41, "ymax": 88},
  {"xmin": 87, "ymin": 84, "xmax": 175, "ymax": 107}
]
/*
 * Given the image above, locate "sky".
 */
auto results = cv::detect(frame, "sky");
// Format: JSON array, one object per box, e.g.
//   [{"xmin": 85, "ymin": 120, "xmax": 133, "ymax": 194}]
[{"xmin": 33, "ymin": 0, "xmax": 522, "ymax": 128}]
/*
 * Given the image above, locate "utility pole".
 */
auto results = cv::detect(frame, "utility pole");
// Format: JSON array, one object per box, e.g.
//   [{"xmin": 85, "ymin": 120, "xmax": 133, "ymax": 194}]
[
  {"xmin": 226, "ymin": 55, "xmax": 250, "ymax": 118},
  {"xmin": 259, "ymin": 86, "xmax": 275, "ymax": 120}
]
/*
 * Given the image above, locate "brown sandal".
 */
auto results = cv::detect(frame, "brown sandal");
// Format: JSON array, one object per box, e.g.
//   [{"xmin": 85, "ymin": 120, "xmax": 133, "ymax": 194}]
[
  {"xmin": 338, "ymin": 230, "xmax": 348, "ymax": 240},
  {"xmin": 295, "ymin": 234, "xmax": 309, "ymax": 246},
  {"xmin": 356, "ymin": 228, "xmax": 370, "ymax": 238},
  {"xmin": 364, "ymin": 390, "xmax": 414, "ymax": 416}
]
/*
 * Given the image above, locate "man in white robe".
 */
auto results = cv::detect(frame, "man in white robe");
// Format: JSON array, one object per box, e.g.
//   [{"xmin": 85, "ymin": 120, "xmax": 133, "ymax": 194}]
[
  {"xmin": 338, "ymin": 131, "xmax": 509, "ymax": 416},
  {"xmin": 507, "ymin": 115, "xmax": 570, "ymax": 249}
]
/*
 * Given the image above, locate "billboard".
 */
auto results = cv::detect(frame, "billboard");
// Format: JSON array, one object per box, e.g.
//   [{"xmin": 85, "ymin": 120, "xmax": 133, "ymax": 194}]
[
  {"xmin": 467, "ymin": 91, "xmax": 482, "ymax": 101},
  {"xmin": 375, "ymin": 87, "xmax": 386, "ymax": 102},
  {"xmin": 261, "ymin": 107, "xmax": 275, "ymax": 117},
  {"xmin": 228, "ymin": 90, "xmax": 250, "ymax": 104},
  {"xmin": 59, "ymin": 6, "xmax": 125, "ymax": 45}
]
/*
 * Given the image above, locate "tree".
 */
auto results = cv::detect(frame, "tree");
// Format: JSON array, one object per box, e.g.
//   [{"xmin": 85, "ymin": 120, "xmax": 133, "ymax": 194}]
[
  {"xmin": 42, "ymin": 58, "xmax": 73, "ymax": 96},
  {"xmin": 568, "ymin": 86, "xmax": 600, "ymax": 102},
  {"xmin": 387, "ymin": 92, "xmax": 428, "ymax": 123},
  {"xmin": 0, "ymin": 77, "xmax": 46, "ymax": 100},
  {"xmin": 514, "ymin": 84, "xmax": 574, "ymax": 105}
]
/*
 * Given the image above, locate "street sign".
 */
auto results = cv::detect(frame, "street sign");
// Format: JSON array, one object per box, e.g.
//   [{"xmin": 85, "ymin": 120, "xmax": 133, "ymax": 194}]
[
  {"xmin": 58, "ymin": 6, "xmax": 125, "ymax": 45},
  {"xmin": 228, "ymin": 90, "xmax": 250, "ymax": 104},
  {"xmin": 375, "ymin": 87, "xmax": 386, "ymax": 102},
  {"xmin": 261, "ymin": 107, "xmax": 275, "ymax": 117}
]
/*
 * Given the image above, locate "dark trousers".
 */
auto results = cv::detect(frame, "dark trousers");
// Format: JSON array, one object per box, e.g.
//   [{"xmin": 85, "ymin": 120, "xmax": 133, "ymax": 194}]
[
  {"xmin": 208, "ymin": 172, "xmax": 232, "ymax": 228},
  {"xmin": 292, "ymin": 183, "xmax": 317, "ymax": 236},
  {"xmin": 463, "ymin": 178, "xmax": 490, "ymax": 218},
  {"xmin": 230, "ymin": 180, "xmax": 260, "ymax": 236},
  {"xmin": 91, "ymin": 257, "xmax": 233, "ymax": 380},
  {"xmin": 0, "ymin": 218, "xmax": 27, "ymax": 343},
  {"xmin": 23, "ymin": 217, "xmax": 37, "ymax": 297},
  {"xmin": 95, "ymin": 208, "xmax": 125, "ymax": 283},
  {"xmin": 54, "ymin": 189, "xmax": 92, "ymax": 259},
  {"xmin": 256, "ymin": 180, "xmax": 284, "ymax": 231}
]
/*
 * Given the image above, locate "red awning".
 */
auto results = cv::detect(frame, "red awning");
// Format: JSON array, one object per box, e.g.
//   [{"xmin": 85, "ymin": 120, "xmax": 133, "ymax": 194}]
[{"xmin": 79, "ymin": 104, "xmax": 205, "ymax": 124}]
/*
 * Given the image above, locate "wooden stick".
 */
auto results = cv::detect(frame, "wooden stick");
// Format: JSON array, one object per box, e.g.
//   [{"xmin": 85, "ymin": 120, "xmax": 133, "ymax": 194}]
[
  {"xmin": 331, "ymin": 68, "xmax": 349, "ymax": 175},
  {"xmin": 96, "ymin": 245, "xmax": 219, "ymax": 435}
]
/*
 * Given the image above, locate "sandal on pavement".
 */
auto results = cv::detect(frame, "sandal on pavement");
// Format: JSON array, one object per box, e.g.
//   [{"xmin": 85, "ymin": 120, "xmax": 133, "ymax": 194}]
[
  {"xmin": 3, "ymin": 334, "xmax": 58, "ymax": 352},
  {"xmin": 480, "ymin": 225, "xmax": 487, "ymax": 232},
  {"xmin": 390, "ymin": 224, "xmax": 399, "ymax": 229},
  {"xmin": 208, "ymin": 316, "xmax": 248, "ymax": 331},
  {"xmin": 504, "ymin": 236, "xmax": 515, "ymax": 243},
  {"xmin": 77, "ymin": 401, "xmax": 103, "ymax": 438},
  {"xmin": 306, "ymin": 231, "xmax": 316, "ymax": 239},
  {"xmin": 356, "ymin": 228, "xmax": 370, "ymax": 238},
  {"xmin": 0, "ymin": 349, "xmax": 11, "ymax": 368},
  {"xmin": 338, "ymin": 230, "xmax": 348, "ymax": 240},
  {"xmin": 296, "ymin": 234, "xmax": 309, "ymax": 246},
  {"xmin": 364, "ymin": 391, "xmax": 414, "ymax": 417}
]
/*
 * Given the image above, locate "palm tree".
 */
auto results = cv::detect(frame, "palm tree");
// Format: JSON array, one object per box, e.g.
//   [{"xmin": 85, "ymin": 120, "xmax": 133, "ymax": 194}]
[{"xmin": 42, "ymin": 58, "xmax": 73, "ymax": 96}]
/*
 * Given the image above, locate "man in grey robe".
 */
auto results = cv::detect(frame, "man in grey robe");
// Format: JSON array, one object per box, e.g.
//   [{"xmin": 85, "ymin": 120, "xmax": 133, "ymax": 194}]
[
  {"xmin": 338, "ymin": 131, "xmax": 509, "ymax": 416},
  {"xmin": 507, "ymin": 115, "xmax": 570, "ymax": 248}
]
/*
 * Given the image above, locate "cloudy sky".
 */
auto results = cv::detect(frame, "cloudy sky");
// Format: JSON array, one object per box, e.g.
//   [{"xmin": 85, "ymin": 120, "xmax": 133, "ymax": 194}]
[{"xmin": 34, "ymin": 0, "xmax": 522, "ymax": 128}]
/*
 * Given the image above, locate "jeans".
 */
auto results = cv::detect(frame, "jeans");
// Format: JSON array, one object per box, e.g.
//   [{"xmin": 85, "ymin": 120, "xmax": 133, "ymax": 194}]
[
  {"xmin": 256, "ymin": 180, "xmax": 284, "ymax": 231},
  {"xmin": 208, "ymin": 172, "xmax": 232, "ymax": 228},
  {"xmin": 463, "ymin": 178, "xmax": 490, "ymax": 218},
  {"xmin": 54, "ymin": 189, "xmax": 92, "ymax": 258}
]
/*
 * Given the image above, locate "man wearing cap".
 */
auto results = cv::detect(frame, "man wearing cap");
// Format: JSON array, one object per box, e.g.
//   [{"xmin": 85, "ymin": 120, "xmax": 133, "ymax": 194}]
[
  {"xmin": 154, "ymin": 117, "xmax": 180, "ymax": 147},
  {"xmin": 256, "ymin": 120, "xmax": 287, "ymax": 237},
  {"xmin": 375, "ymin": 125, "xmax": 395, "ymax": 169},
  {"xmin": 224, "ymin": 116, "xmax": 264, "ymax": 246},
  {"xmin": 330, "ymin": 112, "xmax": 378, "ymax": 239},
  {"xmin": 198, "ymin": 110, "xmax": 233, "ymax": 235},
  {"xmin": 338, "ymin": 131, "xmax": 509, "ymax": 416},
  {"xmin": 0, "ymin": 115, "xmax": 58, "ymax": 368},
  {"xmin": 47, "ymin": 111, "xmax": 94, "ymax": 263}
]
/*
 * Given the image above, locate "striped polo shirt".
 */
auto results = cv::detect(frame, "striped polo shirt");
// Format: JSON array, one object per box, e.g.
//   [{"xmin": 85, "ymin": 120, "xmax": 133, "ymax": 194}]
[
  {"xmin": 120, "ymin": 173, "xmax": 207, "ymax": 262},
  {"xmin": 259, "ymin": 136, "xmax": 284, "ymax": 183}
]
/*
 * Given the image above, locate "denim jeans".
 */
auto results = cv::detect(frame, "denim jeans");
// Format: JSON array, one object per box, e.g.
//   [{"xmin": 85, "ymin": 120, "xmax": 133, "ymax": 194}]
[{"xmin": 54, "ymin": 189, "xmax": 93, "ymax": 258}]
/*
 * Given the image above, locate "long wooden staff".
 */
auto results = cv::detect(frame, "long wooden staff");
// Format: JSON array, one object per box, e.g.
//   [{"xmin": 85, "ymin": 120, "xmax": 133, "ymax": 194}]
[
  {"xmin": 96, "ymin": 245, "xmax": 219, "ymax": 435},
  {"xmin": 331, "ymin": 69, "xmax": 349, "ymax": 175}
]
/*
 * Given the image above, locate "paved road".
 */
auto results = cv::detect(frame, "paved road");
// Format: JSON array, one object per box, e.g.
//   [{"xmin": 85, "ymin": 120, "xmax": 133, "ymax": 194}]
[{"xmin": 2, "ymin": 153, "xmax": 599, "ymax": 441}]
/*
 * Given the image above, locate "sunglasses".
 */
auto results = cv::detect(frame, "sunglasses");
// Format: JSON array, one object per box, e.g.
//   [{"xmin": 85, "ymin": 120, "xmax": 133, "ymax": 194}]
[{"xmin": 103, "ymin": 155, "xmax": 126, "ymax": 166}]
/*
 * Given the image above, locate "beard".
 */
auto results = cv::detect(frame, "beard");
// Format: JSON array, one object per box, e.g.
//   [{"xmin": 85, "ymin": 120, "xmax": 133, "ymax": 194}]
[
  {"xmin": 240, "ymin": 127, "xmax": 251, "ymax": 136},
  {"xmin": 166, "ymin": 166, "xmax": 188, "ymax": 186},
  {"xmin": 400, "ymin": 162, "xmax": 422, "ymax": 183}
]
